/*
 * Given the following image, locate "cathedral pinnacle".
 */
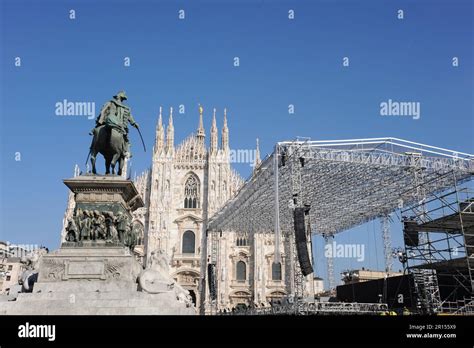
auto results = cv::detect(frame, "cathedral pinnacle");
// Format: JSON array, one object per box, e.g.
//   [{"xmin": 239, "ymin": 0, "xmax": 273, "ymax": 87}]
[
  {"xmin": 223, "ymin": 108, "xmax": 228, "ymax": 130},
  {"xmin": 155, "ymin": 106, "xmax": 165, "ymax": 153},
  {"xmin": 169, "ymin": 107, "xmax": 174, "ymax": 129},
  {"xmin": 210, "ymin": 108, "xmax": 218, "ymax": 154},
  {"xmin": 197, "ymin": 104, "xmax": 205, "ymax": 140},
  {"xmin": 253, "ymin": 138, "xmax": 261, "ymax": 172},
  {"xmin": 221, "ymin": 108, "xmax": 229, "ymax": 151},
  {"xmin": 166, "ymin": 107, "xmax": 174, "ymax": 153}
]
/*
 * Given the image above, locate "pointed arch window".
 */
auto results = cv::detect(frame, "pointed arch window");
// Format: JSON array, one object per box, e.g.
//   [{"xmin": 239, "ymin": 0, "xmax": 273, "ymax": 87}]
[
  {"xmin": 184, "ymin": 174, "xmax": 200, "ymax": 208},
  {"xmin": 236, "ymin": 237, "xmax": 248, "ymax": 247},
  {"xmin": 236, "ymin": 261, "xmax": 246, "ymax": 281},
  {"xmin": 182, "ymin": 230, "xmax": 195, "ymax": 254},
  {"xmin": 272, "ymin": 262, "xmax": 282, "ymax": 281}
]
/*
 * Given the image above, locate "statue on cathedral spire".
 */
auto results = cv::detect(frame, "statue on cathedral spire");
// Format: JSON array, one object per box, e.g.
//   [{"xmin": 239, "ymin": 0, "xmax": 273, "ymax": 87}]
[
  {"xmin": 197, "ymin": 104, "xmax": 205, "ymax": 140},
  {"xmin": 87, "ymin": 91, "xmax": 145, "ymax": 175}
]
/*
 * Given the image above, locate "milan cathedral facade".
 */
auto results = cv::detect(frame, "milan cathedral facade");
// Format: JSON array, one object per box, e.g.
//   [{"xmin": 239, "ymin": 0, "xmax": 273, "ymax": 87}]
[{"xmin": 63, "ymin": 106, "xmax": 290, "ymax": 312}]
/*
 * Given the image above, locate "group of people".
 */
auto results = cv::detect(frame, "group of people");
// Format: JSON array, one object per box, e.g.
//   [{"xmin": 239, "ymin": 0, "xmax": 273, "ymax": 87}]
[{"xmin": 65, "ymin": 208, "xmax": 138, "ymax": 250}]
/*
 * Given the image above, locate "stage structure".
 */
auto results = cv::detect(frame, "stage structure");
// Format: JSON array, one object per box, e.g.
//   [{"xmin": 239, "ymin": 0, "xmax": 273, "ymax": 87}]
[
  {"xmin": 401, "ymin": 171, "xmax": 474, "ymax": 314},
  {"xmin": 206, "ymin": 137, "xmax": 474, "ymax": 313}
]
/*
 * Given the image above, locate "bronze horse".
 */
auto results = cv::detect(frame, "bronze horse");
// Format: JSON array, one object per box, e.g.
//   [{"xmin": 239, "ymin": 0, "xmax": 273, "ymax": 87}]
[{"xmin": 89, "ymin": 125, "xmax": 126, "ymax": 176}]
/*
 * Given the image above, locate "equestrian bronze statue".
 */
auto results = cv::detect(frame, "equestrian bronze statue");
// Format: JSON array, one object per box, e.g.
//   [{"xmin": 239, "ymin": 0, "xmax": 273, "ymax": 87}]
[{"xmin": 88, "ymin": 91, "xmax": 145, "ymax": 175}]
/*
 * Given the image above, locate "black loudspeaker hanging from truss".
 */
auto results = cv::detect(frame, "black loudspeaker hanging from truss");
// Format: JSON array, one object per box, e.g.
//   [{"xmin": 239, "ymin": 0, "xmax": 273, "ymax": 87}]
[
  {"xmin": 403, "ymin": 220, "xmax": 419, "ymax": 247},
  {"xmin": 207, "ymin": 263, "xmax": 217, "ymax": 300},
  {"xmin": 293, "ymin": 207, "xmax": 313, "ymax": 276}
]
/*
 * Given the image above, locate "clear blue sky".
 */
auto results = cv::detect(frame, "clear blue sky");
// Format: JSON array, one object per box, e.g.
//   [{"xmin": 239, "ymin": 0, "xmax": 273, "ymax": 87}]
[{"xmin": 1, "ymin": 0, "xmax": 472, "ymax": 286}]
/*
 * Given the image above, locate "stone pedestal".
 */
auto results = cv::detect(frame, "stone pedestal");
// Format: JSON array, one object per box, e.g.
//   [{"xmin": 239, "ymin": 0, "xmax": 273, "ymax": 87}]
[
  {"xmin": 63, "ymin": 175, "xmax": 144, "ymax": 220},
  {"xmin": 0, "ymin": 245, "xmax": 194, "ymax": 315},
  {"xmin": 0, "ymin": 175, "xmax": 195, "ymax": 315},
  {"xmin": 37, "ymin": 246, "xmax": 140, "ymax": 285}
]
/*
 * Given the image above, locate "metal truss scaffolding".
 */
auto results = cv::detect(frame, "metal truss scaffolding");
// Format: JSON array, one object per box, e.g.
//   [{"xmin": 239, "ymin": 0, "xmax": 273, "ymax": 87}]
[
  {"xmin": 324, "ymin": 233, "xmax": 335, "ymax": 291},
  {"xmin": 208, "ymin": 137, "xmax": 474, "ymax": 299},
  {"xmin": 288, "ymin": 143, "xmax": 306, "ymax": 299},
  {"xmin": 219, "ymin": 301, "xmax": 389, "ymax": 315},
  {"xmin": 402, "ymin": 171, "xmax": 474, "ymax": 314},
  {"xmin": 208, "ymin": 230, "xmax": 219, "ymax": 314},
  {"xmin": 381, "ymin": 214, "xmax": 393, "ymax": 272}
]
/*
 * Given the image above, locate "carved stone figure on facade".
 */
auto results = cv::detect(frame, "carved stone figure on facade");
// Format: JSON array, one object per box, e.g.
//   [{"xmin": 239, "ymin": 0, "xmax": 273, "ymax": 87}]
[
  {"xmin": 123, "ymin": 221, "xmax": 138, "ymax": 251},
  {"xmin": 79, "ymin": 210, "xmax": 92, "ymax": 240},
  {"xmin": 88, "ymin": 211, "xmax": 98, "ymax": 240},
  {"xmin": 148, "ymin": 249, "xmax": 170, "ymax": 275},
  {"xmin": 67, "ymin": 208, "xmax": 141, "ymax": 249},
  {"xmin": 137, "ymin": 249, "xmax": 192, "ymax": 306},
  {"xmin": 19, "ymin": 248, "xmax": 48, "ymax": 293},
  {"xmin": 175, "ymin": 283, "xmax": 193, "ymax": 307},
  {"xmin": 115, "ymin": 212, "xmax": 129, "ymax": 243},
  {"xmin": 74, "ymin": 208, "xmax": 82, "ymax": 236},
  {"xmin": 104, "ymin": 211, "xmax": 119, "ymax": 242},
  {"xmin": 65, "ymin": 217, "xmax": 79, "ymax": 242},
  {"xmin": 138, "ymin": 250, "xmax": 173, "ymax": 293},
  {"xmin": 92, "ymin": 210, "xmax": 106, "ymax": 240}
]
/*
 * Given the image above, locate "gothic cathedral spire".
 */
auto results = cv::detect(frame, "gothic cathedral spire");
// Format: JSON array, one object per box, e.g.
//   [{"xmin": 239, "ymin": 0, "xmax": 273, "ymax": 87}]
[
  {"xmin": 253, "ymin": 138, "xmax": 261, "ymax": 172},
  {"xmin": 166, "ymin": 107, "xmax": 174, "ymax": 154},
  {"xmin": 155, "ymin": 106, "xmax": 165, "ymax": 154},
  {"xmin": 210, "ymin": 108, "xmax": 218, "ymax": 155},
  {"xmin": 197, "ymin": 104, "xmax": 205, "ymax": 142},
  {"xmin": 221, "ymin": 108, "xmax": 229, "ymax": 151}
]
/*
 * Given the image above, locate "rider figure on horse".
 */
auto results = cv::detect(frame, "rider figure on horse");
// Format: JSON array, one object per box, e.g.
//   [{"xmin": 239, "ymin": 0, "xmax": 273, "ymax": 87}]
[{"xmin": 90, "ymin": 91, "xmax": 139, "ymax": 157}]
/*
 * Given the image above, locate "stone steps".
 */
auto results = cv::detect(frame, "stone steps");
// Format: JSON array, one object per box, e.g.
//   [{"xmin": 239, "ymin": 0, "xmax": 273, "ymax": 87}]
[
  {"xmin": 16, "ymin": 295, "xmax": 175, "ymax": 307},
  {"xmin": 33, "ymin": 280, "xmax": 138, "ymax": 294},
  {"xmin": 0, "ymin": 305, "xmax": 194, "ymax": 315},
  {"xmin": 0, "ymin": 290, "xmax": 196, "ymax": 315},
  {"xmin": 17, "ymin": 290, "xmax": 171, "ymax": 301},
  {"xmin": 0, "ymin": 244, "xmax": 196, "ymax": 315}
]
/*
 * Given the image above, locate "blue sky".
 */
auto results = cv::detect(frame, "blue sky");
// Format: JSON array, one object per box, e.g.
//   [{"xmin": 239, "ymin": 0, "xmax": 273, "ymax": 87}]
[{"xmin": 1, "ymin": 0, "xmax": 472, "ymax": 287}]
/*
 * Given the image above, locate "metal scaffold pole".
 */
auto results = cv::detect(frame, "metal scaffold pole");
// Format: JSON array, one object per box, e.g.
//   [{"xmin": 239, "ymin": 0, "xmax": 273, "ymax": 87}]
[
  {"xmin": 288, "ymin": 145, "xmax": 305, "ymax": 300},
  {"xmin": 324, "ymin": 233, "xmax": 335, "ymax": 292},
  {"xmin": 274, "ymin": 145, "xmax": 281, "ymax": 264},
  {"xmin": 208, "ymin": 230, "xmax": 219, "ymax": 314},
  {"xmin": 452, "ymin": 171, "xmax": 474, "ymax": 295},
  {"xmin": 404, "ymin": 153, "xmax": 442, "ymax": 314},
  {"xmin": 381, "ymin": 214, "xmax": 393, "ymax": 273}
]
